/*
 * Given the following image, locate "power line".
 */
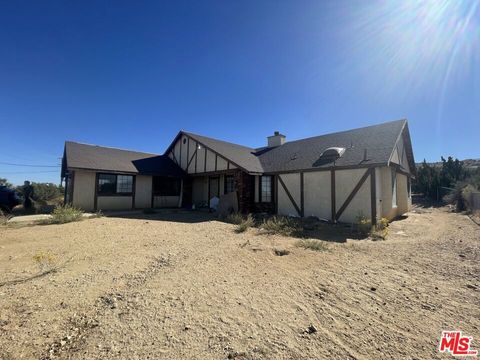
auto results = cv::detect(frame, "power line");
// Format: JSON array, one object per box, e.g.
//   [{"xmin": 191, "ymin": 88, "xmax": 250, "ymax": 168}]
[
  {"xmin": 0, "ymin": 161, "xmax": 60, "ymax": 168},
  {"xmin": 0, "ymin": 170, "xmax": 59, "ymax": 174}
]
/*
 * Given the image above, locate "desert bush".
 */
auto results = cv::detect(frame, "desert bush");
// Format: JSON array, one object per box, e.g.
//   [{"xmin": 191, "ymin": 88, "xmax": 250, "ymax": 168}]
[
  {"xmin": 354, "ymin": 214, "xmax": 372, "ymax": 237},
  {"xmin": 354, "ymin": 214, "xmax": 389, "ymax": 240},
  {"xmin": 32, "ymin": 251, "xmax": 57, "ymax": 272},
  {"xmin": 235, "ymin": 214, "xmax": 255, "ymax": 233},
  {"xmin": 260, "ymin": 216, "xmax": 301, "ymax": 236},
  {"xmin": 295, "ymin": 239, "xmax": 328, "ymax": 251},
  {"xmin": 371, "ymin": 217, "xmax": 389, "ymax": 240},
  {"xmin": 0, "ymin": 209, "xmax": 12, "ymax": 226},
  {"xmin": 225, "ymin": 212, "xmax": 246, "ymax": 225},
  {"xmin": 49, "ymin": 205, "xmax": 84, "ymax": 224}
]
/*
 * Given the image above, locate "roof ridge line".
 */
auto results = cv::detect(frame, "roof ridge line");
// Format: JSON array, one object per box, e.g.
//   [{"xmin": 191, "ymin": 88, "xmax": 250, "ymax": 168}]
[{"xmin": 66, "ymin": 141, "xmax": 160, "ymax": 156}]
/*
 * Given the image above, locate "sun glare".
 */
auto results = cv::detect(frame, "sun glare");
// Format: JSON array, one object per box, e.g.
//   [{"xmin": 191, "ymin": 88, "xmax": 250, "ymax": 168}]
[{"xmin": 346, "ymin": 0, "xmax": 480, "ymax": 99}]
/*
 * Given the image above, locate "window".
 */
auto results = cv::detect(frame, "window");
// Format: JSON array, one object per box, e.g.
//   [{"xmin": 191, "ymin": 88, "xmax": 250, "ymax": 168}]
[
  {"xmin": 98, "ymin": 174, "xmax": 133, "ymax": 195},
  {"xmin": 224, "ymin": 175, "xmax": 236, "ymax": 194},
  {"xmin": 391, "ymin": 169, "xmax": 397, "ymax": 207},
  {"xmin": 153, "ymin": 176, "xmax": 181, "ymax": 196},
  {"xmin": 260, "ymin": 175, "xmax": 273, "ymax": 203}
]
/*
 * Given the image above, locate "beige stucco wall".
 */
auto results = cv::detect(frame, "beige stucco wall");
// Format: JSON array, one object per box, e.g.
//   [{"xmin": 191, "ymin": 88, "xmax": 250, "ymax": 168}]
[
  {"xmin": 304, "ymin": 171, "xmax": 331, "ymax": 220},
  {"xmin": 153, "ymin": 196, "xmax": 180, "ymax": 208},
  {"xmin": 377, "ymin": 166, "xmax": 411, "ymax": 220},
  {"xmin": 135, "ymin": 175, "xmax": 152, "ymax": 208},
  {"xmin": 277, "ymin": 173, "xmax": 301, "ymax": 217},
  {"xmin": 205, "ymin": 149, "xmax": 216, "ymax": 172},
  {"xmin": 72, "ymin": 170, "xmax": 96, "ymax": 211},
  {"xmin": 196, "ymin": 147, "xmax": 206, "ymax": 173},
  {"xmin": 335, "ymin": 168, "xmax": 371, "ymax": 223},
  {"xmin": 97, "ymin": 196, "xmax": 132, "ymax": 210}
]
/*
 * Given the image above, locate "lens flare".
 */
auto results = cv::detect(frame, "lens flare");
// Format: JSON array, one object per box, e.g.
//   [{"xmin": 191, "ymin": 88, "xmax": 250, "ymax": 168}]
[{"xmin": 343, "ymin": 0, "xmax": 480, "ymax": 99}]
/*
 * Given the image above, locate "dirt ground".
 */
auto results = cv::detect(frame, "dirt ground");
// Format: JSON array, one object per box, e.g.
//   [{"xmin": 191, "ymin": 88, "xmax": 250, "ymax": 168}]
[{"xmin": 0, "ymin": 206, "xmax": 478, "ymax": 359}]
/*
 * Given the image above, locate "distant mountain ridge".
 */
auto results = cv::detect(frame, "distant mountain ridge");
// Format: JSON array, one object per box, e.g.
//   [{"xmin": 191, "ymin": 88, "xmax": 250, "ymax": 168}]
[{"xmin": 416, "ymin": 158, "xmax": 480, "ymax": 169}]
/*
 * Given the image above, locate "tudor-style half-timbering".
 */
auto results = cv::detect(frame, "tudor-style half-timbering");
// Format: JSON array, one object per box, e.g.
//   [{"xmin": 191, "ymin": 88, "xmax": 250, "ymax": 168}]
[{"xmin": 167, "ymin": 133, "xmax": 238, "ymax": 175}]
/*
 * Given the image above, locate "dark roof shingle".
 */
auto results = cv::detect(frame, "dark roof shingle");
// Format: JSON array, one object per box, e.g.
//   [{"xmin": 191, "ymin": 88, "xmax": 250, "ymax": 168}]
[{"xmin": 64, "ymin": 142, "xmax": 185, "ymax": 177}]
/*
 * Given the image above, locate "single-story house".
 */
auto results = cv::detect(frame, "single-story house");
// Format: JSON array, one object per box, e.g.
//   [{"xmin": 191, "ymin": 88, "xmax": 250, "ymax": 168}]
[{"xmin": 61, "ymin": 118, "xmax": 415, "ymax": 224}]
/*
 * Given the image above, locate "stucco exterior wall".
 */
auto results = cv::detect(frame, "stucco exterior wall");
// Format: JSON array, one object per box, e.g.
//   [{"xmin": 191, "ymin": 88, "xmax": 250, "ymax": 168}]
[
  {"xmin": 304, "ymin": 171, "xmax": 331, "ymax": 220},
  {"xmin": 205, "ymin": 149, "xmax": 216, "ymax": 172},
  {"xmin": 377, "ymin": 166, "xmax": 411, "ymax": 220},
  {"xmin": 335, "ymin": 168, "xmax": 371, "ymax": 223},
  {"xmin": 135, "ymin": 175, "xmax": 152, "ymax": 209},
  {"xmin": 72, "ymin": 170, "xmax": 96, "ymax": 211},
  {"xmin": 277, "ymin": 173, "xmax": 301, "ymax": 217},
  {"xmin": 97, "ymin": 196, "xmax": 133, "ymax": 210}
]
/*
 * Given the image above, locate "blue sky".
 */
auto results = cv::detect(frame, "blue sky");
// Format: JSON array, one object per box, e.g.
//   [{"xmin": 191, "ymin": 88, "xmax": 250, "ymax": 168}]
[{"xmin": 1, "ymin": 0, "xmax": 479, "ymax": 185}]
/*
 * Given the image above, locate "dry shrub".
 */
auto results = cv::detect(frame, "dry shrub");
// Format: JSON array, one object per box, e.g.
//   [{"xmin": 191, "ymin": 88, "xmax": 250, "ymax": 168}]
[
  {"xmin": 296, "ymin": 239, "xmax": 328, "ymax": 252},
  {"xmin": 0, "ymin": 210, "xmax": 12, "ymax": 226},
  {"xmin": 235, "ymin": 214, "xmax": 255, "ymax": 233},
  {"xmin": 32, "ymin": 251, "xmax": 57, "ymax": 272},
  {"xmin": 260, "ymin": 216, "xmax": 301, "ymax": 236},
  {"xmin": 354, "ymin": 214, "xmax": 389, "ymax": 240},
  {"xmin": 48, "ymin": 205, "xmax": 84, "ymax": 224},
  {"xmin": 225, "ymin": 212, "xmax": 246, "ymax": 225}
]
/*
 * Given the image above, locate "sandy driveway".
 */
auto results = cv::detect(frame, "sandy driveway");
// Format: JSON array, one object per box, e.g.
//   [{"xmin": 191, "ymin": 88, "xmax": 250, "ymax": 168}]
[{"xmin": 0, "ymin": 207, "xmax": 478, "ymax": 359}]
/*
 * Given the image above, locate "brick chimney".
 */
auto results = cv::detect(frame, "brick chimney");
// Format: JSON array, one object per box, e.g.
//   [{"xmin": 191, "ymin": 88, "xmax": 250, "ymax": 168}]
[{"xmin": 267, "ymin": 131, "xmax": 286, "ymax": 147}]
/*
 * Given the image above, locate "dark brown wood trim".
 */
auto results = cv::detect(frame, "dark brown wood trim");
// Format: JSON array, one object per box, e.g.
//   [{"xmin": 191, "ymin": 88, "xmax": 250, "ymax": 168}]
[
  {"xmin": 370, "ymin": 168, "xmax": 377, "ymax": 226},
  {"xmin": 335, "ymin": 168, "xmax": 372, "ymax": 222},
  {"xmin": 179, "ymin": 136, "xmax": 183, "ymax": 169},
  {"xmin": 227, "ymin": 161, "xmax": 230, "ymax": 170},
  {"xmin": 94, "ymin": 173, "xmax": 99, "ymax": 211},
  {"xmin": 182, "ymin": 133, "xmax": 250, "ymax": 174},
  {"xmin": 194, "ymin": 142, "xmax": 198, "ymax": 173},
  {"xmin": 331, "ymin": 169, "xmax": 336, "ymax": 222},
  {"xmin": 151, "ymin": 177, "xmax": 154, "ymax": 208},
  {"xmin": 132, "ymin": 175, "xmax": 136, "ymax": 209},
  {"xmin": 262, "ymin": 163, "xmax": 382, "ymax": 176},
  {"xmin": 170, "ymin": 151, "xmax": 179, "ymax": 166},
  {"xmin": 300, "ymin": 172, "xmax": 304, "ymax": 217},
  {"xmin": 277, "ymin": 175, "xmax": 301, "ymax": 216},
  {"xmin": 215, "ymin": 154, "xmax": 218, "ymax": 172},
  {"xmin": 189, "ymin": 169, "xmax": 237, "ymax": 177},
  {"xmin": 187, "ymin": 149, "xmax": 197, "ymax": 172},
  {"xmin": 186, "ymin": 137, "xmax": 190, "ymax": 170},
  {"xmin": 204, "ymin": 148, "xmax": 207, "ymax": 173},
  {"xmin": 274, "ymin": 175, "xmax": 278, "ymax": 214}
]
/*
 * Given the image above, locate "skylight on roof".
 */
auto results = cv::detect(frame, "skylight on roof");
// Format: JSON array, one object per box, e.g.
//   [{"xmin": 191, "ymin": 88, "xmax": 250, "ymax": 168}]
[{"xmin": 320, "ymin": 147, "xmax": 346, "ymax": 158}]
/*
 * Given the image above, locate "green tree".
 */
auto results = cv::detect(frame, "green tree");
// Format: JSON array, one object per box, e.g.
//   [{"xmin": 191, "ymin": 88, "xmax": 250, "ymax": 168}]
[{"xmin": 0, "ymin": 178, "xmax": 13, "ymax": 188}]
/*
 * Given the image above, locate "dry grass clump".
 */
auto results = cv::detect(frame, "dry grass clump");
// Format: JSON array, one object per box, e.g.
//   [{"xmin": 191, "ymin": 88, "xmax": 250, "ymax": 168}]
[
  {"xmin": 0, "ymin": 210, "xmax": 12, "ymax": 226},
  {"xmin": 32, "ymin": 251, "xmax": 57, "ymax": 272},
  {"xmin": 295, "ymin": 239, "xmax": 329, "ymax": 252},
  {"xmin": 225, "ymin": 213, "xmax": 255, "ymax": 233},
  {"xmin": 48, "ymin": 205, "xmax": 84, "ymax": 224},
  {"xmin": 235, "ymin": 214, "xmax": 255, "ymax": 233},
  {"xmin": 260, "ymin": 216, "xmax": 301, "ymax": 236},
  {"xmin": 354, "ymin": 214, "xmax": 389, "ymax": 240}
]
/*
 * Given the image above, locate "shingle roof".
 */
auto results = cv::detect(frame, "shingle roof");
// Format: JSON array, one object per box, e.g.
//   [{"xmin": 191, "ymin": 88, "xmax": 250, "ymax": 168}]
[
  {"xmin": 180, "ymin": 119, "xmax": 414, "ymax": 174},
  {"xmin": 258, "ymin": 119, "xmax": 411, "ymax": 172},
  {"xmin": 63, "ymin": 141, "xmax": 185, "ymax": 177},
  {"xmin": 182, "ymin": 132, "xmax": 264, "ymax": 173}
]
